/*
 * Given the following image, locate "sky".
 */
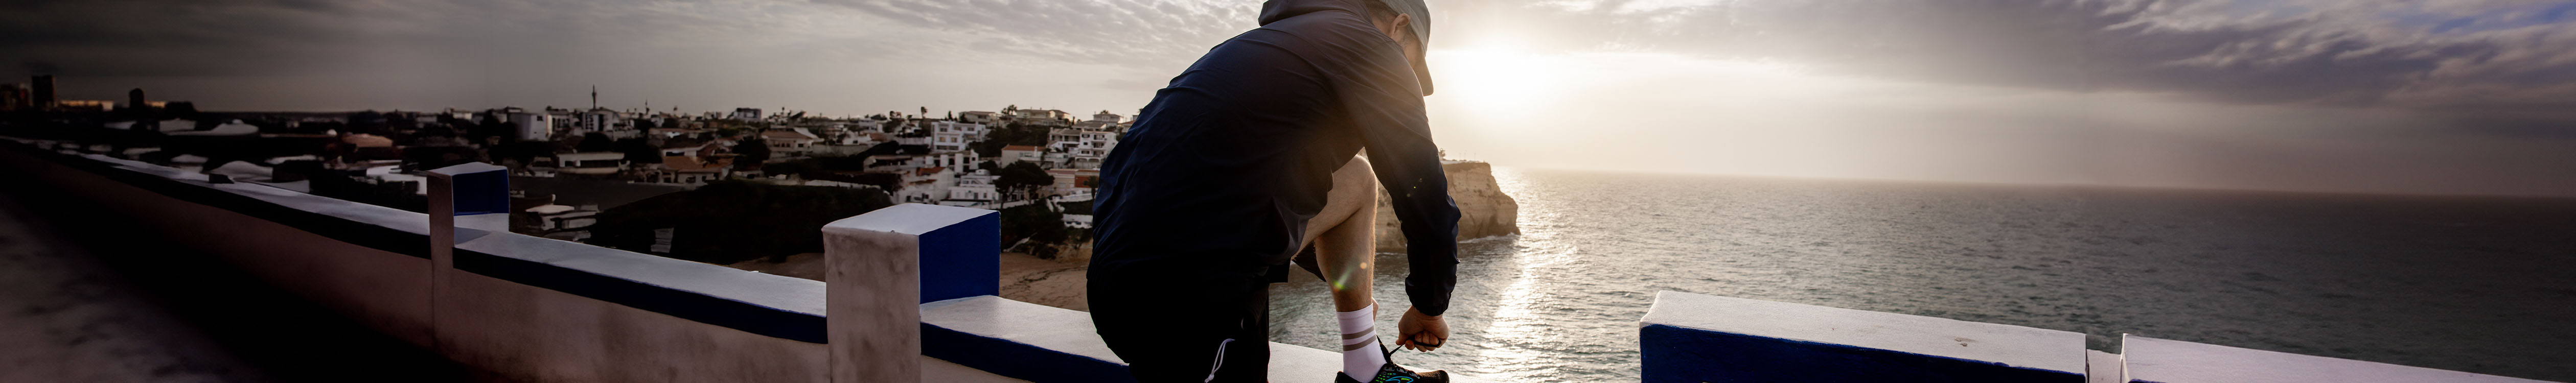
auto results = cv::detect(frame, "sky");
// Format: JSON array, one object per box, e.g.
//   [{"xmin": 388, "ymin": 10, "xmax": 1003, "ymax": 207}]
[{"xmin": 5, "ymin": 0, "xmax": 2574, "ymax": 196}]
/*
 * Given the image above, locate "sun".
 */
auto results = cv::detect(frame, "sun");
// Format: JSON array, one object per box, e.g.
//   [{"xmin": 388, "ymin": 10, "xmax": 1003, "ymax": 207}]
[{"xmin": 1428, "ymin": 44, "xmax": 1563, "ymax": 119}]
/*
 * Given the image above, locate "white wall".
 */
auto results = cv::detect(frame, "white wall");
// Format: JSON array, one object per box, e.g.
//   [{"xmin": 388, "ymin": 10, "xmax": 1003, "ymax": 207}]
[{"xmin": 1, "ymin": 142, "xmax": 844, "ymax": 382}]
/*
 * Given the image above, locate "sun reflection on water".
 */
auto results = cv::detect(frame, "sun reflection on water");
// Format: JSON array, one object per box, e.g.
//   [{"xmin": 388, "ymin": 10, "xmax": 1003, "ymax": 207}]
[{"xmin": 1462, "ymin": 165, "xmax": 1581, "ymax": 380}]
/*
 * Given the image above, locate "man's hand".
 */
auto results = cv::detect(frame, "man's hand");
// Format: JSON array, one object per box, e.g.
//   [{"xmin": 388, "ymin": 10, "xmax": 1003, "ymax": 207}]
[{"xmin": 1394, "ymin": 306, "xmax": 1448, "ymax": 352}]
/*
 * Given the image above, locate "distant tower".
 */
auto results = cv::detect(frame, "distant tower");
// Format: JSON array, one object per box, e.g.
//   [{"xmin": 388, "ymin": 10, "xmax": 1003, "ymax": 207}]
[
  {"xmin": 128, "ymin": 88, "xmax": 145, "ymax": 110},
  {"xmin": 590, "ymin": 85, "xmax": 597, "ymax": 110},
  {"xmin": 31, "ymin": 75, "xmax": 55, "ymax": 109}
]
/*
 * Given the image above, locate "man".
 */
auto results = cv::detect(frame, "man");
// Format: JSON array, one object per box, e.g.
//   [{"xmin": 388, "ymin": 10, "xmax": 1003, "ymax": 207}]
[{"xmin": 1088, "ymin": 0, "xmax": 1459, "ymax": 381}]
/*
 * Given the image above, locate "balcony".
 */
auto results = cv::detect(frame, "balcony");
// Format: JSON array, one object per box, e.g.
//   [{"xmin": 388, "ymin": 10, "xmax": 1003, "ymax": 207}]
[{"xmin": 0, "ymin": 136, "xmax": 2556, "ymax": 382}]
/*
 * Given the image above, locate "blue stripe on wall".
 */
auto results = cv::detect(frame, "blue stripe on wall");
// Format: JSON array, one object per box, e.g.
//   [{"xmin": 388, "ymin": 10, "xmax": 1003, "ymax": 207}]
[
  {"xmin": 921, "ymin": 322, "xmax": 1133, "ymax": 382},
  {"xmin": 8, "ymin": 142, "xmax": 432, "ymax": 258},
  {"xmin": 453, "ymin": 249, "xmax": 827, "ymax": 343},
  {"xmin": 6, "ymin": 141, "xmax": 825, "ymax": 344},
  {"xmin": 1641, "ymin": 324, "xmax": 2082, "ymax": 383}
]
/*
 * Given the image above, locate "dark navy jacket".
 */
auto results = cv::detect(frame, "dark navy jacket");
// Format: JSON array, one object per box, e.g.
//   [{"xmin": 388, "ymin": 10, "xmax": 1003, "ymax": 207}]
[{"xmin": 1090, "ymin": 0, "xmax": 1463, "ymax": 316}]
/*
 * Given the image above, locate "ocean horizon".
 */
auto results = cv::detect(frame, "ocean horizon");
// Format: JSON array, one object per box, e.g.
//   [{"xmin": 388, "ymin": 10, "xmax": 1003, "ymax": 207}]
[{"xmin": 1266, "ymin": 166, "xmax": 2576, "ymax": 382}]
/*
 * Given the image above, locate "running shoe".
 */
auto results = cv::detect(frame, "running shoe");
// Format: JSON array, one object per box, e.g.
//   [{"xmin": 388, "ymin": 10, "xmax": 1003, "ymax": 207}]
[{"xmin": 1334, "ymin": 343, "xmax": 1447, "ymax": 383}]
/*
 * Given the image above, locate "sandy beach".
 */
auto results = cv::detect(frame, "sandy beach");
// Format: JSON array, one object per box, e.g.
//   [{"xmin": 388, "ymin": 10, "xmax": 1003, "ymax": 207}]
[{"xmin": 996, "ymin": 252, "xmax": 1089, "ymax": 311}]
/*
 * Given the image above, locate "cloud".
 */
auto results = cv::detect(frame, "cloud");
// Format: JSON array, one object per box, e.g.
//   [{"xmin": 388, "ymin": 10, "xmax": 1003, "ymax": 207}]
[
  {"xmin": 4, "ymin": 0, "xmax": 2565, "ymax": 128},
  {"xmin": 1508, "ymin": 0, "xmax": 2576, "ymax": 125},
  {"xmin": 815, "ymin": 0, "xmax": 1259, "ymax": 69}
]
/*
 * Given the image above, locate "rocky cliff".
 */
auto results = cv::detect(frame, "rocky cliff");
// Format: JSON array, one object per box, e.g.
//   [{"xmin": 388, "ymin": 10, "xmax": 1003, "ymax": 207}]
[{"xmin": 1374, "ymin": 161, "xmax": 1519, "ymax": 252}]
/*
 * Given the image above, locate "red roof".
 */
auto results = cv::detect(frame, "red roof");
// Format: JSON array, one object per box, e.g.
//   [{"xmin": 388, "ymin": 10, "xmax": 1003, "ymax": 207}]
[
  {"xmin": 661, "ymin": 156, "xmax": 730, "ymax": 172},
  {"xmin": 915, "ymin": 166, "xmax": 947, "ymax": 176},
  {"xmin": 1001, "ymin": 145, "xmax": 1041, "ymax": 151}
]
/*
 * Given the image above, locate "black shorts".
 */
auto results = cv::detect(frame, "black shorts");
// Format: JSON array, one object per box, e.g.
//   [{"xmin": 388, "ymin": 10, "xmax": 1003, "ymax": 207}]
[{"xmin": 1089, "ymin": 267, "xmax": 1275, "ymax": 382}]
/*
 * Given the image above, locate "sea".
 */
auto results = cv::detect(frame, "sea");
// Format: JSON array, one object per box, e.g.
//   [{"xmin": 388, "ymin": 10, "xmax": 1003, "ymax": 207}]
[{"xmin": 1263, "ymin": 167, "xmax": 2576, "ymax": 382}]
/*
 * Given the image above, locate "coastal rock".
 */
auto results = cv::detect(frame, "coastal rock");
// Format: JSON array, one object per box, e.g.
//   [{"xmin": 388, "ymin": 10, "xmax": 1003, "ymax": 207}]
[{"xmin": 1374, "ymin": 161, "xmax": 1519, "ymax": 252}]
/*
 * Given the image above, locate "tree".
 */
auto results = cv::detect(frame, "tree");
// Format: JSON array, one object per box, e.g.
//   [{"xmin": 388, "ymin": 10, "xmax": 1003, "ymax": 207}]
[
  {"xmin": 969, "ymin": 122, "xmax": 1050, "ymax": 157},
  {"xmin": 734, "ymin": 137, "xmax": 771, "ymax": 171},
  {"xmin": 469, "ymin": 114, "xmax": 510, "ymax": 143},
  {"xmin": 999, "ymin": 204, "xmax": 1067, "ymax": 258},
  {"xmin": 616, "ymin": 138, "xmax": 662, "ymax": 164},
  {"xmin": 762, "ymin": 160, "xmax": 815, "ymax": 179},
  {"xmin": 586, "ymin": 181, "xmax": 894, "ymax": 264},
  {"xmin": 576, "ymin": 132, "xmax": 614, "ymax": 152},
  {"xmin": 994, "ymin": 161, "xmax": 1053, "ymax": 201},
  {"xmin": 487, "ymin": 122, "xmax": 521, "ymax": 142},
  {"xmin": 489, "ymin": 139, "xmax": 551, "ymax": 167}
]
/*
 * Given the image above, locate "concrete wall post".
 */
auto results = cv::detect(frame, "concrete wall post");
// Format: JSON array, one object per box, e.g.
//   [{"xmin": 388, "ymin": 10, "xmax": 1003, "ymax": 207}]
[
  {"xmin": 423, "ymin": 162, "xmax": 509, "ymax": 354},
  {"xmin": 822, "ymin": 203, "xmax": 999, "ymax": 383}
]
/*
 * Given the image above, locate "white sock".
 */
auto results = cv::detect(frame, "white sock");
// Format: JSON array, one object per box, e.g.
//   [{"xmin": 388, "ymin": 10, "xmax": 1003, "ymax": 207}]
[{"xmin": 1339, "ymin": 305, "xmax": 1388, "ymax": 381}]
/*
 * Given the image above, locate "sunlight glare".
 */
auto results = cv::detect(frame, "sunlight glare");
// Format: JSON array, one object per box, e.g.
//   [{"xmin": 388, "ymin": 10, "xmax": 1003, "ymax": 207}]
[{"xmin": 1430, "ymin": 43, "xmax": 1563, "ymax": 119}]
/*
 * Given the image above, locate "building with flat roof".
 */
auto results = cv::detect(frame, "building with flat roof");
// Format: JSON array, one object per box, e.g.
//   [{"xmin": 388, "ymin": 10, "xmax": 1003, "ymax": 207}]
[{"xmin": 30, "ymin": 75, "xmax": 54, "ymax": 109}]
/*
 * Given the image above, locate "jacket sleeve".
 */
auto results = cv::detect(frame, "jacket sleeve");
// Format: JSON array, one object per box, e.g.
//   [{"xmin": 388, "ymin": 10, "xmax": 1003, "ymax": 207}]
[{"xmin": 1321, "ymin": 28, "xmax": 1463, "ymax": 317}]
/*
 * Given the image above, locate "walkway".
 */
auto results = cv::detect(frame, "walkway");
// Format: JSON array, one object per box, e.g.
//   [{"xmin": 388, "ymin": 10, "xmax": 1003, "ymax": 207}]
[{"xmin": 0, "ymin": 184, "xmax": 472, "ymax": 382}]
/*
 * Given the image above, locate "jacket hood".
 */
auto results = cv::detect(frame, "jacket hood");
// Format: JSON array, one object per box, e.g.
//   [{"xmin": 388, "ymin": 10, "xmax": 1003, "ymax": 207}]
[
  {"xmin": 1256, "ymin": 0, "xmax": 1436, "ymax": 95},
  {"xmin": 1258, "ymin": 0, "xmax": 1362, "ymax": 27}
]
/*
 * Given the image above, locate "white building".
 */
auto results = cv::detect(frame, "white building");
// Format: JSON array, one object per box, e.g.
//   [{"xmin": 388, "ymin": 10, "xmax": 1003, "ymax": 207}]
[
  {"xmin": 1057, "ymin": 129, "xmax": 1117, "ymax": 169},
  {"xmin": 1074, "ymin": 120, "xmax": 1116, "ymax": 131},
  {"xmin": 546, "ymin": 108, "xmax": 579, "ymax": 132},
  {"xmin": 525, "ymin": 204, "xmax": 599, "ymax": 241},
  {"xmin": 580, "ymin": 108, "xmax": 621, "ymax": 132},
  {"xmin": 659, "ymin": 140, "xmax": 713, "ymax": 158},
  {"xmin": 929, "ymin": 121, "xmax": 985, "ymax": 153},
  {"xmin": 1006, "ymin": 106, "xmax": 1073, "ymax": 126},
  {"xmin": 862, "ymin": 151, "xmax": 979, "ymax": 173},
  {"xmin": 924, "ymin": 151, "xmax": 979, "ymax": 171},
  {"xmin": 849, "ymin": 120, "xmax": 885, "ymax": 133},
  {"xmin": 649, "ymin": 128, "xmax": 700, "ymax": 139},
  {"xmin": 997, "ymin": 145, "xmax": 1045, "ymax": 166},
  {"xmin": 507, "ymin": 112, "xmax": 555, "ymax": 140},
  {"xmin": 1090, "ymin": 110, "xmax": 1121, "ymax": 124},
  {"xmin": 1043, "ymin": 152, "xmax": 1071, "ymax": 169},
  {"xmin": 550, "ymin": 152, "xmax": 630, "ymax": 175},
  {"xmin": 849, "ymin": 131, "xmax": 891, "ymax": 146},
  {"xmin": 761, "ymin": 129, "xmax": 822, "ymax": 154},
  {"xmin": 648, "ymin": 156, "xmax": 730, "ymax": 184},
  {"xmin": 896, "ymin": 133, "xmax": 931, "ymax": 147},
  {"xmin": 1047, "ymin": 128, "xmax": 1083, "ymax": 151},
  {"xmin": 958, "ymin": 111, "xmax": 1000, "ymax": 125},
  {"xmin": 943, "ymin": 170, "xmax": 999, "ymax": 206},
  {"xmin": 896, "ymin": 166, "xmax": 956, "ymax": 204},
  {"xmin": 732, "ymin": 107, "xmax": 762, "ymax": 121},
  {"xmin": 1045, "ymin": 169, "xmax": 1099, "ymax": 198}
]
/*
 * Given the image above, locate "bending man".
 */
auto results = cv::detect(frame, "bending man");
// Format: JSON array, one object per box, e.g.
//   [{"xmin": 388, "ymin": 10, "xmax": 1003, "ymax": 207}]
[{"xmin": 1088, "ymin": 0, "xmax": 1460, "ymax": 381}]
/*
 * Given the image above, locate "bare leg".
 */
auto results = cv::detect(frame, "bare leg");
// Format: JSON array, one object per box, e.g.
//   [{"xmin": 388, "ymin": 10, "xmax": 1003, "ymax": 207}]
[
  {"xmin": 1299, "ymin": 156, "xmax": 1379, "ymax": 312},
  {"xmin": 1298, "ymin": 156, "xmax": 1392, "ymax": 379}
]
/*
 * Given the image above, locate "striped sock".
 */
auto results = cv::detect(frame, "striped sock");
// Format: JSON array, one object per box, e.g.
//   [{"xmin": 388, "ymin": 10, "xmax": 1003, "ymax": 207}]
[{"xmin": 1339, "ymin": 305, "xmax": 1387, "ymax": 381}]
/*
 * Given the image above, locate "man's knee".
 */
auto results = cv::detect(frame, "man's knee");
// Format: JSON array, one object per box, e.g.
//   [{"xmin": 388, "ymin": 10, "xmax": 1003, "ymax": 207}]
[
  {"xmin": 1324, "ymin": 157, "xmax": 1377, "ymax": 216},
  {"xmin": 1332, "ymin": 156, "xmax": 1375, "ymax": 194},
  {"xmin": 1306, "ymin": 157, "xmax": 1377, "ymax": 241}
]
